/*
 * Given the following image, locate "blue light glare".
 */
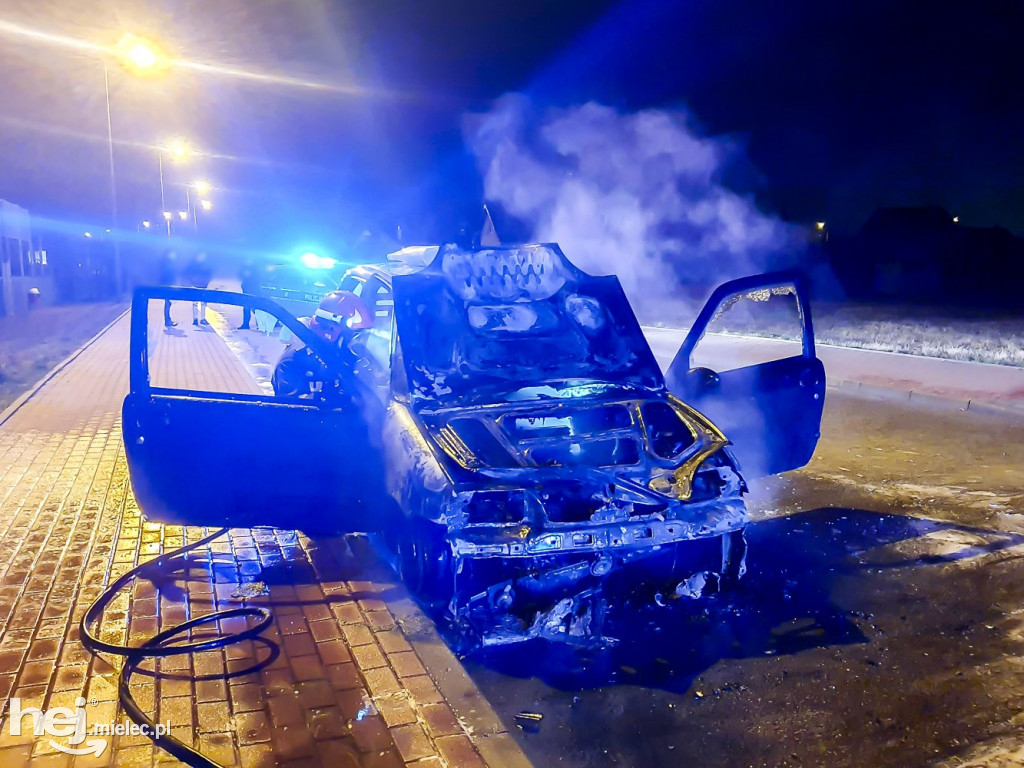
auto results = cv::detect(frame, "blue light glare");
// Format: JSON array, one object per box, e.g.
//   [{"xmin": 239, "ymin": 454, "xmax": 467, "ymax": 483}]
[{"xmin": 300, "ymin": 252, "xmax": 337, "ymax": 270}]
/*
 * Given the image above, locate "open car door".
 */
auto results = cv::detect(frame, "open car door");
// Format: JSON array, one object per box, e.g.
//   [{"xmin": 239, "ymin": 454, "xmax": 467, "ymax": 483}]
[
  {"xmin": 122, "ymin": 286, "xmax": 392, "ymax": 533},
  {"xmin": 664, "ymin": 271, "xmax": 825, "ymax": 479}
]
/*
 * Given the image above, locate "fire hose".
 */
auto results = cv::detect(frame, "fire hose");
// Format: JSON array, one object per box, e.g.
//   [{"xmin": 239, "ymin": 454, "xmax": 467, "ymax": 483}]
[{"xmin": 80, "ymin": 527, "xmax": 274, "ymax": 768}]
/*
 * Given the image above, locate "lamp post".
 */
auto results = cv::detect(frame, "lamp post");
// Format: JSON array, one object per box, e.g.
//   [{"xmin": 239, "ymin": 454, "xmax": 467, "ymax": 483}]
[
  {"xmin": 186, "ymin": 180, "xmax": 212, "ymax": 231},
  {"xmin": 103, "ymin": 34, "xmax": 167, "ymax": 291},
  {"xmin": 158, "ymin": 140, "xmax": 191, "ymax": 236},
  {"xmin": 108, "ymin": 34, "xmax": 178, "ymax": 244},
  {"xmin": 101, "ymin": 60, "xmax": 122, "ymax": 295},
  {"xmin": 158, "ymin": 152, "xmax": 167, "ymax": 234}
]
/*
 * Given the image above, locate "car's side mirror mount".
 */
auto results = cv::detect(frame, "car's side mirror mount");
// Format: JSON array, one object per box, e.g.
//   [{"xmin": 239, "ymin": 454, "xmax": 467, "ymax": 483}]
[{"xmin": 687, "ymin": 366, "xmax": 721, "ymax": 392}]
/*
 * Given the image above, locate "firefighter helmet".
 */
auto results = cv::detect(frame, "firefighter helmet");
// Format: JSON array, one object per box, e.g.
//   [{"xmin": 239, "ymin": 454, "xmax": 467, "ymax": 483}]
[{"xmin": 309, "ymin": 290, "xmax": 373, "ymax": 343}]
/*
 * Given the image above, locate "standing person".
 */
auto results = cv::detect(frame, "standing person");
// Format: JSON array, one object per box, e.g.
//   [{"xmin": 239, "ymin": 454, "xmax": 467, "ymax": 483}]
[
  {"xmin": 184, "ymin": 252, "xmax": 213, "ymax": 326},
  {"xmin": 237, "ymin": 257, "xmax": 260, "ymax": 330},
  {"xmin": 158, "ymin": 249, "xmax": 179, "ymax": 327}
]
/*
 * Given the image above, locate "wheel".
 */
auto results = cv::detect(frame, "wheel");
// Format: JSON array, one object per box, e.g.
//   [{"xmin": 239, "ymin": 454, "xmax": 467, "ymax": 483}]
[{"xmin": 397, "ymin": 520, "xmax": 454, "ymax": 607}]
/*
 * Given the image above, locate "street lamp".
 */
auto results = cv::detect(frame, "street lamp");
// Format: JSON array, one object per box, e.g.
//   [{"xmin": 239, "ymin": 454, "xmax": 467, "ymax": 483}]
[
  {"xmin": 113, "ymin": 34, "xmax": 166, "ymax": 76},
  {"xmin": 185, "ymin": 180, "xmax": 214, "ymax": 231},
  {"xmin": 102, "ymin": 33, "xmax": 167, "ymax": 293},
  {"xmin": 177, "ymin": 211, "xmax": 188, "ymax": 221},
  {"xmin": 167, "ymin": 139, "xmax": 191, "ymax": 160}
]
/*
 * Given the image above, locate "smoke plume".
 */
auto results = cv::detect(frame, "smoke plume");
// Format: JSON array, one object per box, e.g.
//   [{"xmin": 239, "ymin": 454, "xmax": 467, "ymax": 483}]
[{"xmin": 464, "ymin": 94, "xmax": 798, "ymax": 319}]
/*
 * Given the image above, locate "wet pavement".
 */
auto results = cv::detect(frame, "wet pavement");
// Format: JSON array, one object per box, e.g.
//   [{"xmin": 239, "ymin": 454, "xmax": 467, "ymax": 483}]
[{"xmin": 461, "ymin": 388, "xmax": 1024, "ymax": 767}]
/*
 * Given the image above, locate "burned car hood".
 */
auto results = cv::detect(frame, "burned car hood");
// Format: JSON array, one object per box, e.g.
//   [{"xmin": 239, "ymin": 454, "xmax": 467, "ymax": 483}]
[{"xmin": 390, "ymin": 243, "xmax": 665, "ymax": 409}]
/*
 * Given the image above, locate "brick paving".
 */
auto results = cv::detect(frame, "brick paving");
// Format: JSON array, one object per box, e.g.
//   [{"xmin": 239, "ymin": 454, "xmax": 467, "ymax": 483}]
[{"xmin": 0, "ymin": 307, "xmax": 517, "ymax": 768}]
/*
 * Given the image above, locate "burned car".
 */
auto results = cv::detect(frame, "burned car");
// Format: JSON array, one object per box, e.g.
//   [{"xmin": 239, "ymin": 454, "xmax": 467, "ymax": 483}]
[{"xmin": 122, "ymin": 244, "xmax": 824, "ymax": 645}]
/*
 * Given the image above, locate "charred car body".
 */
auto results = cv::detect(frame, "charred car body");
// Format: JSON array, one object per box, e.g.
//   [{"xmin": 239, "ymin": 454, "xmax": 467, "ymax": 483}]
[{"xmin": 123, "ymin": 244, "xmax": 825, "ymax": 645}]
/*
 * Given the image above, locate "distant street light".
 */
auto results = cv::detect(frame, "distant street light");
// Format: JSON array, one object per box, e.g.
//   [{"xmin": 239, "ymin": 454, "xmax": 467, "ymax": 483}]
[
  {"xmin": 815, "ymin": 221, "xmax": 826, "ymax": 230},
  {"xmin": 953, "ymin": 216, "xmax": 960, "ymax": 223},
  {"xmin": 177, "ymin": 211, "xmax": 188, "ymax": 221},
  {"xmin": 185, "ymin": 180, "xmax": 214, "ymax": 231},
  {"xmin": 142, "ymin": 220, "xmax": 151, "ymax": 228},
  {"xmin": 157, "ymin": 139, "xmax": 195, "ymax": 235},
  {"xmin": 84, "ymin": 232, "xmax": 92, "ymax": 238},
  {"xmin": 162, "ymin": 211, "xmax": 173, "ymax": 221}
]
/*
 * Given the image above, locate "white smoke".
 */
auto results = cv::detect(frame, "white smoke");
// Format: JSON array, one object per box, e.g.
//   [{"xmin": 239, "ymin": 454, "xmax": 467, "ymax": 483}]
[{"xmin": 464, "ymin": 94, "xmax": 798, "ymax": 319}]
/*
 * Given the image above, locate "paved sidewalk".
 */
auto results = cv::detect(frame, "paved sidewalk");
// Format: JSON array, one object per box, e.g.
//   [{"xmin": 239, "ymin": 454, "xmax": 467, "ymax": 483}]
[{"xmin": 0, "ymin": 311, "xmax": 530, "ymax": 768}]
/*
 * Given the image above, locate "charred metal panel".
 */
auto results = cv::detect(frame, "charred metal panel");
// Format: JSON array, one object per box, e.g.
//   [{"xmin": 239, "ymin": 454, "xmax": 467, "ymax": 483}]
[
  {"xmin": 378, "ymin": 246, "xmax": 755, "ymax": 645},
  {"xmin": 390, "ymin": 244, "xmax": 665, "ymax": 409}
]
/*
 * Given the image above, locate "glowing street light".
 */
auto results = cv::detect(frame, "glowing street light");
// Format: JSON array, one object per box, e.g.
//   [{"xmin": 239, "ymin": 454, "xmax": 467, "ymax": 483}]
[
  {"xmin": 165, "ymin": 139, "xmax": 191, "ymax": 161},
  {"xmin": 113, "ymin": 34, "xmax": 166, "ymax": 75},
  {"xmin": 142, "ymin": 220, "xmax": 151, "ymax": 228},
  {"xmin": 84, "ymin": 232, "xmax": 92, "ymax": 238},
  {"xmin": 200, "ymin": 199, "xmax": 213, "ymax": 211},
  {"xmin": 177, "ymin": 211, "xmax": 188, "ymax": 221},
  {"xmin": 953, "ymin": 215, "xmax": 960, "ymax": 223},
  {"xmin": 192, "ymin": 180, "xmax": 211, "ymax": 196},
  {"xmin": 815, "ymin": 221, "xmax": 826, "ymax": 230},
  {"xmin": 162, "ymin": 211, "xmax": 173, "ymax": 221}
]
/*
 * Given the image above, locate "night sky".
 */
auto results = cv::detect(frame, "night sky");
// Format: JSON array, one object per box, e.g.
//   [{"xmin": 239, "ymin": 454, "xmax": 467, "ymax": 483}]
[{"xmin": 0, "ymin": 0, "xmax": 1021, "ymax": 254}]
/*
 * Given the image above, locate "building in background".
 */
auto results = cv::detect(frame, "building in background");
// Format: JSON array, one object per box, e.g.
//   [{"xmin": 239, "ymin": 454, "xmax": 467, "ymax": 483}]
[
  {"xmin": 827, "ymin": 207, "xmax": 1024, "ymax": 308},
  {"xmin": 0, "ymin": 199, "xmax": 52, "ymax": 317}
]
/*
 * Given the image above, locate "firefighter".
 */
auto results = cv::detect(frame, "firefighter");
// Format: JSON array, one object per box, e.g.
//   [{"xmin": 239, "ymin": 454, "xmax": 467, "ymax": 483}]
[{"xmin": 271, "ymin": 290, "xmax": 373, "ymax": 400}]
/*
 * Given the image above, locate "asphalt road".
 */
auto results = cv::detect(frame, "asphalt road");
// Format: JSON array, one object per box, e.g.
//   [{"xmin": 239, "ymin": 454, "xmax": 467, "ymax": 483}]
[
  {"xmin": 198, "ymin": 292, "xmax": 1024, "ymax": 765},
  {"xmin": 460, "ymin": 388, "xmax": 1024, "ymax": 768}
]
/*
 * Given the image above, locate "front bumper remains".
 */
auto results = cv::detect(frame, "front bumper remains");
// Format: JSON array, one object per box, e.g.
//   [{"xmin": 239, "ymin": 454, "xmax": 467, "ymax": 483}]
[{"xmin": 445, "ymin": 497, "xmax": 748, "ymax": 647}]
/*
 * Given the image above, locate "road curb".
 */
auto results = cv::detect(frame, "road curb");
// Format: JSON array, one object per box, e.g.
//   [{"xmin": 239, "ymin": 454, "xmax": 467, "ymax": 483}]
[
  {"xmin": 0, "ymin": 305, "xmax": 130, "ymax": 429},
  {"xmin": 643, "ymin": 325, "xmax": 1024, "ymax": 416},
  {"xmin": 388, "ymin": 595, "xmax": 535, "ymax": 768},
  {"xmin": 830, "ymin": 378, "xmax": 1024, "ymax": 420}
]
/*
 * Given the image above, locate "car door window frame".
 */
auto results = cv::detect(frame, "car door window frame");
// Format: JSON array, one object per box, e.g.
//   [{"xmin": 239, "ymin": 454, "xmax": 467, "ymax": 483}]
[
  {"xmin": 670, "ymin": 269, "xmax": 816, "ymax": 375},
  {"xmin": 130, "ymin": 285, "xmax": 345, "ymax": 402}
]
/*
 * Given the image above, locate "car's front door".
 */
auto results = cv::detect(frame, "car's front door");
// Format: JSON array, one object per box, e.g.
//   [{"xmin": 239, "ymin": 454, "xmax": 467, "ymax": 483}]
[
  {"xmin": 664, "ymin": 271, "xmax": 825, "ymax": 479},
  {"xmin": 122, "ymin": 286, "xmax": 392, "ymax": 533}
]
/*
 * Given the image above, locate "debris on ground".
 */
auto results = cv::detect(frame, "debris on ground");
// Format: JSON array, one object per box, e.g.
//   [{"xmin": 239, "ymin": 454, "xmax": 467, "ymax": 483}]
[
  {"xmin": 231, "ymin": 581, "xmax": 270, "ymax": 599},
  {"xmin": 514, "ymin": 711, "xmax": 544, "ymax": 732}
]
